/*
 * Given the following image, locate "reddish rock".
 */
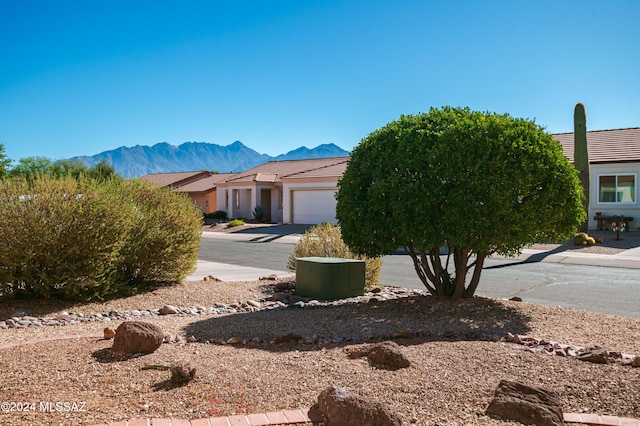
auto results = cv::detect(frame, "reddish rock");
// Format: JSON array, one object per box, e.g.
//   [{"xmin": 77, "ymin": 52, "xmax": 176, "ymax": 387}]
[
  {"xmin": 486, "ymin": 380, "xmax": 564, "ymax": 426},
  {"xmin": 275, "ymin": 333, "xmax": 302, "ymax": 344},
  {"xmin": 577, "ymin": 346, "xmax": 609, "ymax": 364},
  {"xmin": 316, "ymin": 385, "xmax": 401, "ymax": 426},
  {"xmin": 112, "ymin": 321, "xmax": 164, "ymax": 354},
  {"xmin": 366, "ymin": 341, "xmax": 411, "ymax": 370},
  {"xmin": 103, "ymin": 327, "xmax": 116, "ymax": 339}
]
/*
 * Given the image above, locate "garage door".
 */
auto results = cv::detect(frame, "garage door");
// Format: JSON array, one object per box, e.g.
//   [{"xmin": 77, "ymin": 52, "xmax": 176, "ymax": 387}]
[{"xmin": 292, "ymin": 190, "xmax": 337, "ymax": 224}]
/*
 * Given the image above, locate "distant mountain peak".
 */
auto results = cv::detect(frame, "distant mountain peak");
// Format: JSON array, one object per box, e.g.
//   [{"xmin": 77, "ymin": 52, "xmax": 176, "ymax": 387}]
[{"xmin": 72, "ymin": 141, "xmax": 349, "ymax": 178}]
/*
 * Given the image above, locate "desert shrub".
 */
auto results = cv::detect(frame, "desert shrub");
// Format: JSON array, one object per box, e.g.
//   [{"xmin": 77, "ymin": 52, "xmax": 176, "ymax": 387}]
[
  {"xmin": 572, "ymin": 232, "xmax": 596, "ymax": 246},
  {"xmin": 252, "ymin": 205, "xmax": 266, "ymax": 221},
  {"xmin": 205, "ymin": 210, "xmax": 227, "ymax": 220},
  {"xmin": 113, "ymin": 179, "xmax": 203, "ymax": 292},
  {"xmin": 0, "ymin": 176, "xmax": 202, "ymax": 301},
  {"xmin": 287, "ymin": 222, "xmax": 382, "ymax": 288},
  {"xmin": 226, "ymin": 219, "xmax": 246, "ymax": 228}
]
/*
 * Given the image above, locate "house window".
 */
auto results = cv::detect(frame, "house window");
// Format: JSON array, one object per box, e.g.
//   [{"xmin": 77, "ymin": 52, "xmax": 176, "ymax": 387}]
[
  {"xmin": 235, "ymin": 190, "xmax": 240, "ymax": 209},
  {"xmin": 278, "ymin": 189, "xmax": 283, "ymax": 209},
  {"xmin": 598, "ymin": 174, "xmax": 636, "ymax": 203},
  {"xmin": 225, "ymin": 190, "xmax": 229, "ymax": 209}
]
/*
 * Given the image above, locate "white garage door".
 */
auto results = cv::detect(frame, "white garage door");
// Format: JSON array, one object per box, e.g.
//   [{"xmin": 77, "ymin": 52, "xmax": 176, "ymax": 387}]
[{"xmin": 292, "ymin": 190, "xmax": 338, "ymax": 224}]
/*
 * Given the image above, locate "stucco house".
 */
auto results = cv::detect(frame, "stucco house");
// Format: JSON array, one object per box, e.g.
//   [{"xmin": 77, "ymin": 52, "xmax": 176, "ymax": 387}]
[
  {"xmin": 140, "ymin": 171, "xmax": 236, "ymax": 214},
  {"xmin": 214, "ymin": 157, "xmax": 348, "ymax": 224},
  {"xmin": 140, "ymin": 127, "xmax": 638, "ymax": 229},
  {"xmin": 553, "ymin": 127, "xmax": 640, "ymax": 231}
]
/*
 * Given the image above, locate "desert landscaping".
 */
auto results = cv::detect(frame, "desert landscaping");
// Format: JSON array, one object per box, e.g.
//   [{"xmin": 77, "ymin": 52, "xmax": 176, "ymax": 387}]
[{"xmin": 1, "ymin": 271, "xmax": 639, "ymax": 425}]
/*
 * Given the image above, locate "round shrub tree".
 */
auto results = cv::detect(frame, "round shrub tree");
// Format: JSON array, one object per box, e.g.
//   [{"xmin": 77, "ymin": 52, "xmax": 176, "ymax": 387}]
[
  {"xmin": 336, "ymin": 106, "xmax": 585, "ymax": 300},
  {"xmin": 287, "ymin": 222, "xmax": 382, "ymax": 288}
]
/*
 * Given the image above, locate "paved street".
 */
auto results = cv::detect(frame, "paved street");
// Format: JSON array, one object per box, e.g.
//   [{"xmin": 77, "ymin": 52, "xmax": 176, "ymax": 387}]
[{"xmin": 197, "ymin": 230, "xmax": 640, "ymax": 318}]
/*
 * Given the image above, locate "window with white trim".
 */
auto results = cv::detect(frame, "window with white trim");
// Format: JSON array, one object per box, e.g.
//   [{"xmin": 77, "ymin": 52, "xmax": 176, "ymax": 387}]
[{"xmin": 598, "ymin": 174, "xmax": 636, "ymax": 203}]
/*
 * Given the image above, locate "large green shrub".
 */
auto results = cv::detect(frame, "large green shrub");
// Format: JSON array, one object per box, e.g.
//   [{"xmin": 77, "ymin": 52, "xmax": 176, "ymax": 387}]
[
  {"xmin": 113, "ymin": 179, "xmax": 203, "ymax": 292},
  {"xmin": 337, "ymin": 106, "xmax": 585, "ymax": 300},
  {"xmin": 0, "ymin": 176, "xmax": 202, "ymax": 301},
  {"xmin": 287, "ymin": 222, "xmax": 382, "ymax": 288}
]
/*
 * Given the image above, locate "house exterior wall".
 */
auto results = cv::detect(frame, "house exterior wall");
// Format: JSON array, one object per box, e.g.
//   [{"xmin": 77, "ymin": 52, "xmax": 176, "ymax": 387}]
[
  {"xmin": 215, "ymin": 184, "xmax": 283, "ymax": 222},
  {"xmin": 589, "ymin": 162, "xmax": 640, "ymax": 231},
  {"xmin": 188, "ymin": 190, "xmax": 217, "ymax": 214},
  {"xmin": 281, "ymin": 178, "xmax": 339, "ymax": 224}
]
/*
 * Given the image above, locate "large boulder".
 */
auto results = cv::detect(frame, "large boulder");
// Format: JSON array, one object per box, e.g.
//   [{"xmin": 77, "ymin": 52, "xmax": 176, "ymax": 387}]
[
  {"xmin": 366, "ymin": 341, "xmax": 411, "ymax": 370},
  {"xmin": 486, "ymin": 380, "xmax": 564, "ymax": 426},
  {"xmin": 316, "ymin": 385, "xmax": 402, "ymax": 426},
  {"xmin": 346, "ymin": 341, "xmax": 411, "ymax": 370},
  {"xmin": 112, "ymin": 321, "xmax": 164, "ymax": 354}
]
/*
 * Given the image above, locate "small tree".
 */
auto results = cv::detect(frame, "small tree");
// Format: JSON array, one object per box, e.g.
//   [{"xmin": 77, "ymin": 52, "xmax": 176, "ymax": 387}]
[
  {"xmin": 336, "ymin": 107, "xmax": 585, "ymax": 300},
  {"xmin": 9, "ymin": 157, "xmax": 120, "ymax": 183},
  {"xmin": 0, "ymin": 144, "xmax": 11, "ymax": 179}
]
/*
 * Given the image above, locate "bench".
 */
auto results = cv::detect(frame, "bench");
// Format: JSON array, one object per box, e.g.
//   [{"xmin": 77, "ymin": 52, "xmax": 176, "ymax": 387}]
[{"xmin": 593, "ymin": 215, "xmax": 633, "ymax": 231}]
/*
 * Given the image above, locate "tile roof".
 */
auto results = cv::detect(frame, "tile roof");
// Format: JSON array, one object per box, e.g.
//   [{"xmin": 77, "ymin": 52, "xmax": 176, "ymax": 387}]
[
  {"xmin": 282, "ymin": 160, "xmax": 348, "ymax": 179},
  {"xmin": 552, "ymin": 127, "xmax": 640, "ymax": 164},
  {"xmin": 224, "ymin": 157, "xmax": 349, "ymax": 183},
  {"xmin": 139, "ymin": 171, "xmax": 210, "ymax": 187},
  {"xmin": 177, "ymin": 173, "xmax": 237, "ymax": 192}
]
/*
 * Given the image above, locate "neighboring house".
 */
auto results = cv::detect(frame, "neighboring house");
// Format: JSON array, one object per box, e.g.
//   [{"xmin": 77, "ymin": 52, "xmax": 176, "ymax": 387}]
[
  {"xmin": 139, "ymin": 127, "xmax": 639, "ymax": 229},
  {"xmin": 553, "ymin": 128, "xmax": 640, "ymax": 231},
  {"xmin": 140, "ymin": 171, "xmax": 236, "ymax": 214},
  {"xmin": 215, "ymin": 157, "xmax": 349, "ymax": 224}
]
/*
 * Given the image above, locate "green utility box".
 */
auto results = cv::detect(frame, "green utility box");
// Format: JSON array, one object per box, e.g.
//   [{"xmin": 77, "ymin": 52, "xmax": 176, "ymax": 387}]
[{"xmin": 295, "ymin": 257, "xmax": 365, "ymax": 300}]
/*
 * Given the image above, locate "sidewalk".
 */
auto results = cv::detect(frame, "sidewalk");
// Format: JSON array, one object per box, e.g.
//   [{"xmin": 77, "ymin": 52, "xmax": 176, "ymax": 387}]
[{"xmin": 503, "ymin": 245, "xmax": 640, "ymax": 269}]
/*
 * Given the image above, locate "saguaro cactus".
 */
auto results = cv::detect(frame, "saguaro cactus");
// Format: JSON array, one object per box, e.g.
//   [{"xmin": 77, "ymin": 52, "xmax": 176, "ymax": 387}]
[{"xmin": 574, "ymin": 103, "xmax": 590, "ymax": 232}]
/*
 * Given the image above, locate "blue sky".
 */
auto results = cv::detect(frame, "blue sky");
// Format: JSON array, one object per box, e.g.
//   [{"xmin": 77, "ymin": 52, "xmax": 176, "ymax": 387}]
[{"xmin": 1, "ymin": 0, "xmax": 639, "ymax": 162}]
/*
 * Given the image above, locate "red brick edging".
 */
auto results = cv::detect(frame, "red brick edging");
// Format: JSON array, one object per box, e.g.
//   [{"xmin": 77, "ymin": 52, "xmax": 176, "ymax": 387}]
[
  {"xmin": 87, "ymin": 407, "xmax": 324, "ymax": 426},
  {"xmin": 86, "ymin": 412, "xmax": 640, "ymax": 426},
  {"xmin": 563, "ymin": 413, "xmax": 640, "ymax": 426},
  {"xmin": 2, "ymin": 335, "xmax": 638, "ymax": 426}
]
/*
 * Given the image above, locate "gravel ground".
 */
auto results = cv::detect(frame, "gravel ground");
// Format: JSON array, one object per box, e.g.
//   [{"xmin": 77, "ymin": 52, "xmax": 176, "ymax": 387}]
[{"xmin": 1, "ymin": 277, "xmax": 640, "ymax": 426}]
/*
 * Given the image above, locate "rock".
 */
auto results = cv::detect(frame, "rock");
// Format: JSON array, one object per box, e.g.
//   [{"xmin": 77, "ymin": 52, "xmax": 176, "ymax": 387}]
[
  {"xmin": 112, "ymin": 321, "xmax": 164, "ymax": 354},
  {"xmin": 271, "ymin": 292, "xmax": 288, "ymax": 302},
  {"xmin": 170, "ymin": 361, "xmax": 196, "ymax": 384},
  {"xmin": 247, "ymin": 300, "xmax": 261, "ymax": 308},
  {"xmin": 633, "ymin": 355, "xmax": 640, "ymax": 368},
  {"xmin": 103, "ymin": 327, "xmax": 116, "ymax": 339},
  {"xmin": 227, "ymin": 336, "xmax": 243, "ymax": 344},
  {"xmin": 509, "ymin": 296, "xmax": 523, "ymax": 302},
  {"xmin": 316, "ymin": 385, "xmax": 402, "ymax": 426},
  {"xmin": 366, "ymin": 341, "xmax": 411, "ymax": 370},
  {"xmin": 160, "ymin": 305, "xmax": 180, "ymax": 315},
  {"xmin": 577, "ymin": 346, "xmax": 609, "ymax": 364},
  {"xmin": 486, "ymin": 380, "xmax": 564, "ymax": 426},
  {"xmin": 275, "ymin": 281, "xmax": 294, "ymax": 291},
  {"xmin": 392, "ymin": 330, "xmax": 414, "ymax": 339},
  {"xmin": 187, "ymin": 335, "xmax": 198, "ymax": 343},
  {"xmin": 275, "ymin": 333, "xmax": 302, "ymax": 344},
  {"xmin": 259, "ymin": 274, "xmax": 278, "ymax": 281}
]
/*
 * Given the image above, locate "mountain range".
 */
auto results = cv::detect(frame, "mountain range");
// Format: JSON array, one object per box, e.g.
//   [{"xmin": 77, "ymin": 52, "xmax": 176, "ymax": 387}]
[{"xmin": 73, "ymin": 141, "xmax": 350, "ymax": 178}]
